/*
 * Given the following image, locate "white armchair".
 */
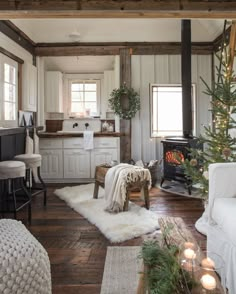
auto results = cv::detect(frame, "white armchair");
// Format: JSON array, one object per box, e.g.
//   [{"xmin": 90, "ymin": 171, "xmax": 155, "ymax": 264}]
[{"xmin": 207, "ymin": 162, "xmax": 236, "ymax": 294}]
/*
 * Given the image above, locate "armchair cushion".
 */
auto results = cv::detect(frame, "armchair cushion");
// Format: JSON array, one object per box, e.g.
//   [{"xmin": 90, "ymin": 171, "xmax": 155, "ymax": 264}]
[{"xmin": 212, "ymin": 197, "xmax": 236, "ymax": 245}]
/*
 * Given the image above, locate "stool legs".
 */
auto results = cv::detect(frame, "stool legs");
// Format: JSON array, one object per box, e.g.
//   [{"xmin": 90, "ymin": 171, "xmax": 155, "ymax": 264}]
[
  {"xmin": 11, "ymin": 179, "xmax": 17, "ymax": 219},
  {"xmin": 20, "ymin": 178, "xmax": 32, "ymax": 224},
  {"xmin": 25, "ymin": 167, "xmax": 47, "ymax": 207},
  {"xmin": 141, "ymin": 182, "xmax": 150, "ymax": 210},
  {"xmin": 37, "ymin": 167, "xmax": 47, "ymax": 206},
  {"xmin": 0, "ymin": 178, "xmax": 32, "ymax": 224},
  {"xmin": 93, "ymin": 181, "xmax": 99, "ymax": 199}
]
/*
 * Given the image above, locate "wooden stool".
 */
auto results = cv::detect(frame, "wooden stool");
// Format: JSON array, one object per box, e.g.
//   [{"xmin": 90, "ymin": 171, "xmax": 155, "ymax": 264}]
[{"xmin": 93, "ymin": 164, "xmax": 150, "ymax": 211}]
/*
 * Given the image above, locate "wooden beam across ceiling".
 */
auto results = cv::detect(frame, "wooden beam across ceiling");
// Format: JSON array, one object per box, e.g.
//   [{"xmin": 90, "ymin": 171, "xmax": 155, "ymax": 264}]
[
  {"xmin": 35, "ymin": 42, "xmax": 214, "ymax": 56},
  {"xmin": 1, "ymin": 0, "xmax": 236, "ymax": 19}
]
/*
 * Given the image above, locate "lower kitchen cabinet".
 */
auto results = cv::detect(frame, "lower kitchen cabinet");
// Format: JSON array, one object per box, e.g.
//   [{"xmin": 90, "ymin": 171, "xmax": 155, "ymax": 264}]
[
  {"xmin": 40, "ymin": 149, "xmax": 63, "ymax": 179},
  {"xmin": 90, "ymin": 148, "xmax": 118, "ymax": 178},
  {"xmin": 39, "ymin": 137, "xmax": 120, "ymax": 182},
  {"xmin": 64, "ymin": 149, "xmax": 90, "ymax": 178}
]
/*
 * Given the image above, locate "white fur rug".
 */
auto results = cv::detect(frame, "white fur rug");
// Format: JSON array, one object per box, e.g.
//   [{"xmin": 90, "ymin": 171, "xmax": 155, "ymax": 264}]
[{"xmin": 54, "ymin": 183, "xmax": 159, "ymax": 243}]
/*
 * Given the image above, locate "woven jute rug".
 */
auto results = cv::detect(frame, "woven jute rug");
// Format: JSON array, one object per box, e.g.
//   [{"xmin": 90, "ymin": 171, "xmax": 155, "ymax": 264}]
[{"xmin": 100, "ymin": 246, "xmax": 142, "ymax": 294}]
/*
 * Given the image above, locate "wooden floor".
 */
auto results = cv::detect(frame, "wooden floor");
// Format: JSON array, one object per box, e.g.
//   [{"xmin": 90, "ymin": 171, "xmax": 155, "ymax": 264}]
[{"xmin": 11, "ymin": 184, "xmax": 205, "ymax": 294}]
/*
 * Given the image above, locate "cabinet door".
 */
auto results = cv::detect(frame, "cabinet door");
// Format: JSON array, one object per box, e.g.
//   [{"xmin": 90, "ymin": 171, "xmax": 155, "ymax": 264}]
[
  {"xmin": 22, "ymin": 63, "xmax": 37, "ymax": 112},
  {"xmin": 90, "ymin": 148, "xmax": 118, "ymax": 178},
  {"xmin": 45, "ymin": 71, "xmax": 63, "ymax": 112},
  {"xmin": 64, "ymin": 149, "xmax": 90, "ymax": 178},
  {"xmin": 40, "ymin": 149, "xmax": 63, "ymax": 179}
]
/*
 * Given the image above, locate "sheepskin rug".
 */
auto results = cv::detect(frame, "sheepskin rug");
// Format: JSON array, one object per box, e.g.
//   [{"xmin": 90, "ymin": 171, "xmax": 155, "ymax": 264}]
[{"xmin": 54, "ymin": 183, "xmax": 159, "ymax": 243}]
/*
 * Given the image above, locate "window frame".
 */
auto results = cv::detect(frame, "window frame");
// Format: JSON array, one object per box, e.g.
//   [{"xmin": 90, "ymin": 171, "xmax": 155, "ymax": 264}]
[
  {"xmin": 150, "ymin": 83, "xmax": 196, "ymax": 138},
  {"xmin": 0, "ymin": 53, "xmax": 18, "ymax": 127},
  {"xmin": 68, "ymin": 79, "xmax": 101, "ymax": 116}
]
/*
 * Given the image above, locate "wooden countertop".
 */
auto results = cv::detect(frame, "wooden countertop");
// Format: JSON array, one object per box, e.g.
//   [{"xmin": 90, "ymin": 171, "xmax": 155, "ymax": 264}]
[{"xmin": 38, "ymin": 131, "xmax": 123, "ymax": 138}]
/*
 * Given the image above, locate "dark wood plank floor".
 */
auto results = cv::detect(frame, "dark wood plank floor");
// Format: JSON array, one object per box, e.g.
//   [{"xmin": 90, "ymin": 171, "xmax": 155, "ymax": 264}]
[{"xmin": 8, "ymin": 184, "xmax": 205, "ymax": 294}]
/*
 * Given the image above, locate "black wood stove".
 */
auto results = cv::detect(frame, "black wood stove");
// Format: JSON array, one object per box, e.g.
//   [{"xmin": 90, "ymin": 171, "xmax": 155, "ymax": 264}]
[{"xmin": 161, "ymin": 137, "xmax": 201, "ymax": 194}]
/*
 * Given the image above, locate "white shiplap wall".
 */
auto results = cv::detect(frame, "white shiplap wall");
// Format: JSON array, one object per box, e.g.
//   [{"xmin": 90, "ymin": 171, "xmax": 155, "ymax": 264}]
[{"xmin": 131, "ymin": 54, "xmax": 212, "ymax": 163}]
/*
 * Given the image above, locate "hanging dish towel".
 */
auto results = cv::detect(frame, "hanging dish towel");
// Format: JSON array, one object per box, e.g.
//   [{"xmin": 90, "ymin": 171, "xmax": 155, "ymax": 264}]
[
  {"xmin": 25, "ymin": 129, "xmax": 34, "ymax": 154},
  {"xmin": 34, "ymin": 128, "xmax": 39, "ymax": 154},
  {"xmin": 83, "ymin": 130, "xmax": 94, "ymax": 150}
]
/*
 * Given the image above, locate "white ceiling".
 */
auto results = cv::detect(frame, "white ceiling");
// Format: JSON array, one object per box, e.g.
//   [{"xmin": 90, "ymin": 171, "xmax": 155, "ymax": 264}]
[
  {"xmin": 11, "ymin": 18, "xmax": 226, "ymax": 43},
  {"xmin": 10, "ymin": 18, "xmax": 227, "ymax": 73},
  {"xmin": 44, "ymin": 56, "xmax": 115, "ymax": 73}
]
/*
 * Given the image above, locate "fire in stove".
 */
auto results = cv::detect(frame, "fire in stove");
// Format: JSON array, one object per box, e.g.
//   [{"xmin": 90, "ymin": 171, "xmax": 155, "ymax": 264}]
[{"xmin": 165, "ymin": 150, "xmax": 185, "ymax": 166}]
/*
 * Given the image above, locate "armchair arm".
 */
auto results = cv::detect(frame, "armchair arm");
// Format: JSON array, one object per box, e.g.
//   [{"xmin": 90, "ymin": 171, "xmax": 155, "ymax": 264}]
[{"xmin": 208, "ymin": 162, "xmax": 236, "ymax": 222}]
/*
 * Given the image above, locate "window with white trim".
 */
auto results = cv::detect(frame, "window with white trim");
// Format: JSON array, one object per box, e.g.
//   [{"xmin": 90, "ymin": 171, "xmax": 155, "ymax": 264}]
[
  {"xmin": 0, "ymin": 54, "xmax": 18, "ymax": 127},
  {"xmin": 70, "ymin": 80, "xmax": 100, "ymax": 116},
  {"xmin": 150, "ymin": 84, "xmax": 196, "ymax": 137}
]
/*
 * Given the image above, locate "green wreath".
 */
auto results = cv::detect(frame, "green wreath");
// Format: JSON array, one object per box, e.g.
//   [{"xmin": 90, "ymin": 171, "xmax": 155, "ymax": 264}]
[{"xmin": 108, "ymin": 84, "xmax": 140, "ymax": 119}]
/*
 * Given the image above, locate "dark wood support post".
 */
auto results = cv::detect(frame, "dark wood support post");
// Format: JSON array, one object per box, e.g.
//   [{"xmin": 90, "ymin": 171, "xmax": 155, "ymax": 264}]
[
  {"xmin": 119, "ymin": 48, "xmax": 131, "ymax": 163},
  {"xmin": 181, "ymin": 19, "xmax": 192, "ymax": 138}
]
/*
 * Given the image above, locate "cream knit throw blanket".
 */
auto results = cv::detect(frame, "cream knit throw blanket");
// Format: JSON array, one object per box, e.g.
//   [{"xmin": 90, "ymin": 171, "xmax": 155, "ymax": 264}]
[
  {"xmin": 104, "ymin": 163, "xmax": 151, "ymax": 213},
  {"xmin": 0, "ymin": 219, "xmax": 51, "ymax": 294}
]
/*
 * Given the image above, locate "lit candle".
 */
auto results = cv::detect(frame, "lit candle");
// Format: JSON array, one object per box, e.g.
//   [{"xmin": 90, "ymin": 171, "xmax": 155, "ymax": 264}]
[
  {"xmin": 201, "ymin": 257, "xmax": 215, "ymax": 269},
  {"xmin": 184, "ymin": 248, "xmax": 196, "ymax": 259},
  {"xmin": 200, "ymin": 274, "xmax": 216, "ymax": 290},
  {"xmin": 184, "ymin": 242, "xmax": 195, "ymax": 249}
]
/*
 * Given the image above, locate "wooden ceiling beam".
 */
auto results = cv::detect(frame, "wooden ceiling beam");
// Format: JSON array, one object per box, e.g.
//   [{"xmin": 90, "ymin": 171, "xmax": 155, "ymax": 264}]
[
  {"xmin": 35, "ymin": 42, "xmax": 213, "ymax": 56},
  {"xmin": 1, "ymin": 1, "xmax": 236, "ymax": 19},
  {"xmin": 0, "ymin": 20, "xmax": 35, "ymax": 55}
]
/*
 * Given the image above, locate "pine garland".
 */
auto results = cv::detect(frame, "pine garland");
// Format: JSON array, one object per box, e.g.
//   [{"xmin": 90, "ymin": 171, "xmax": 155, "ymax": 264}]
[
  {"xmin": 140, "ymin": 241, "xmax": 197, "ymax": 294},
  {"xmin": 108, "ymin": 84, "xmax": 140, "ymax": 119}
]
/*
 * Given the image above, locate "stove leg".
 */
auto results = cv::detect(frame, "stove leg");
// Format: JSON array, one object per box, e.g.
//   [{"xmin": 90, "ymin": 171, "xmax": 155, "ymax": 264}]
[{"xmin": 160, "ymin": 177, "xmax": 165, "ymax": 187}]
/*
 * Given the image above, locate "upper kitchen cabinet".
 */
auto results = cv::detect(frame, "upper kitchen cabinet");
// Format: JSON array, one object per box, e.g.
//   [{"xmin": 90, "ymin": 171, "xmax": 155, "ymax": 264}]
[
  {"xmin": 45, "ymin": 71, "xmax": 63, "ymax": 113},
  {"xmin": 101, "ymin": 70, "xmax": 115, "ymax": 117},
  {"xmin": 22, "ymin": 62, "xmax": 37, "ymax": 112}
]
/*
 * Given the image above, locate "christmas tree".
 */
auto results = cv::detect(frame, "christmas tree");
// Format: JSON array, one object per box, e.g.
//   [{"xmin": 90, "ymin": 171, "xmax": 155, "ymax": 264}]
[{"xmin": 183, "ymin": 47, "xmax": 236, "ymax": 197}]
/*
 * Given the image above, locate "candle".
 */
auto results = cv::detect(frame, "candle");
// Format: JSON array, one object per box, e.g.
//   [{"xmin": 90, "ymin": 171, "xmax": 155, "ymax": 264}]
[
  {"xmin": 184, "ymin": 248, "xmax": 196, "ymax": 259},
  {"xmin": 184, "ymin": 242, "xmax": 195, "ymax": 249},
  {"xmin": 201, "ymin": 274, "xmax": 217, "ymax": 290},
  {"xmin": 201, "ymin": 257, "xmax": 215, "ymax": 269}
]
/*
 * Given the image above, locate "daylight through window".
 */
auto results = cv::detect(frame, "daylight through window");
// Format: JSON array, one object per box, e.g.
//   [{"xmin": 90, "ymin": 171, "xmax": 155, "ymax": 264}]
[
  {"xmin": 150, "ymin": 84, "xmax": 196, "ymax": 137},
  {"xmin": 71, "ymin": 81, "xmax": 98, "ymax": 116}
]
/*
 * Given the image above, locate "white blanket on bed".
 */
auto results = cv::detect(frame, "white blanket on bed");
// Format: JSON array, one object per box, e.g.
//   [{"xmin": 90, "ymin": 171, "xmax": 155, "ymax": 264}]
[{"xmin": 104, "ymin": 163, "xmax": 151, "ymax": 213}]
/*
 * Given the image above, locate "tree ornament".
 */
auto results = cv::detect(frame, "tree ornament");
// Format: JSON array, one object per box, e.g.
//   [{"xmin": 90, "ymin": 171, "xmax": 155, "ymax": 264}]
[
  {"xmin": 190, "ymin": 159, "xmax": 198, "ymax": 166},
  {"xmin": 222, "ymin": 147, "xmax": 231, "ymax": 158},
  {"xmin": 108, "ymin": 84, "xmax": 140, "ymax": 119}
]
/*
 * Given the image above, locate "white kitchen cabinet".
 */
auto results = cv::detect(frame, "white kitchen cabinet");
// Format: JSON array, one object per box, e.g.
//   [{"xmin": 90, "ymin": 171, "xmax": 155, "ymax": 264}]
[
  {"xmin": 91, "ymin": 148, "xmax": 118, "ymax": 178},
  {"xmin": 101, "ymin": 70, "xmax": 115, "ymax": 117},
  {"xmin": 40, "ymin": 149, "xmax": 63, "ymax": 179},
  {"xmin": 64, "ymin": 149, "xmax": 90, "ymax": 178},
  {"xmin": 45, "ymin": 71, "xmax": 63, "ymax": 112},
  {"xmin": 22, "ymin": 62, "xmax": 37, "ymax": 112},
  {"xmin": 40, "ymin": 138, "xmax": 63, "ymax": 179},
  {"xmin": 39, "ymin": 137, "xmax": 120, "ymax": 182}
]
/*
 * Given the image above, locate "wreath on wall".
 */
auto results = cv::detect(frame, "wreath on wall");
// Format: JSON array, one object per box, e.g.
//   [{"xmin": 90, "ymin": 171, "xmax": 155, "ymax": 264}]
[{"xmin": 108, "ymin": 84, "xmax": 140, "ymax": 119}]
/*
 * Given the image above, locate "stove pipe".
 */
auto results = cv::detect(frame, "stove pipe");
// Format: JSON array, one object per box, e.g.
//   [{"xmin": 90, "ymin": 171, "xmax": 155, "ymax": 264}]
[{"xmin": 181, "ymin": 20, "xmax": 192, "ymax": 138}]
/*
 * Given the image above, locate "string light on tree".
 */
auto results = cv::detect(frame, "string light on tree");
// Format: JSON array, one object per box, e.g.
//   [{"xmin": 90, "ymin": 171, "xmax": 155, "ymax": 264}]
[{"xmin": 182, "ymin": 50, "xmax": 236, "ymax": 197}]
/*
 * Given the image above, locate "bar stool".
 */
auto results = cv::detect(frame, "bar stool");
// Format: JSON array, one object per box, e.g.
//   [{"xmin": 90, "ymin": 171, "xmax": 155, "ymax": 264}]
[
  {"xmin": 14, "ymin": 154, "xmax": 47, "ymax": 206},
  {"xmin": 0, "ymin": 160, "xmax": 31, "ymax": 223}
]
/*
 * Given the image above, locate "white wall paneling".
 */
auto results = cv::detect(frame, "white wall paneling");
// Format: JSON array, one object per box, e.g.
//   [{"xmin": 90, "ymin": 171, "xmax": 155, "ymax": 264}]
[
  {"xmin": 37, "ymin": 57, "xmax": 45, "ymax": 128},
  {"xmin": 131, "ymin": 54, "xmax": 212, "ymax": 164}
]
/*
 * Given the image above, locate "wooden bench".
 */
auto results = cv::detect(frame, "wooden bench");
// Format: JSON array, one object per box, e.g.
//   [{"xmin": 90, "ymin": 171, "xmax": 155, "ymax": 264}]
[
  {"xmin": 93, "ymin": 164, "xmax": 150, "ymax": 211},
  {"xmin": 137, "ymin": 217, "xmax": 225, "ymax": 294}
]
